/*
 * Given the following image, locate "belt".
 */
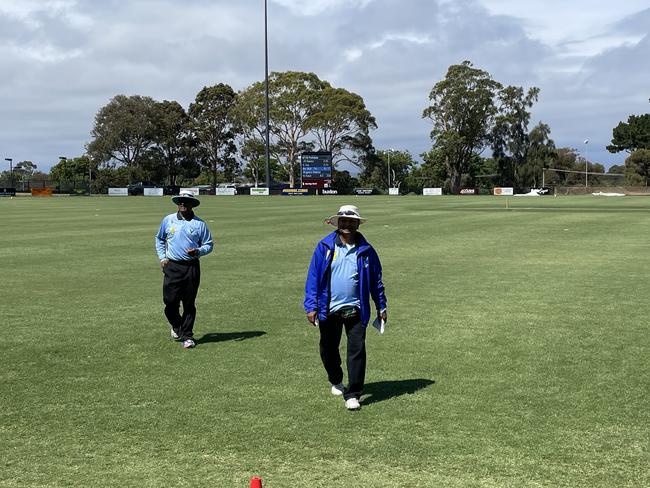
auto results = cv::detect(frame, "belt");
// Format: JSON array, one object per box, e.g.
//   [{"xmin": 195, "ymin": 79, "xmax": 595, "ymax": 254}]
[{"xmin": 168, "ymin": 258, "xmax": 198, "ymax": 265}]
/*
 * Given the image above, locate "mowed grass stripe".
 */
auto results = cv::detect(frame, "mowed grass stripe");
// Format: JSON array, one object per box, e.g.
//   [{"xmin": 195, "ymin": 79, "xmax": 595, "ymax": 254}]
[{"xmin": 1, "ymin": 195, "xmax": 648, "ymax": 487}]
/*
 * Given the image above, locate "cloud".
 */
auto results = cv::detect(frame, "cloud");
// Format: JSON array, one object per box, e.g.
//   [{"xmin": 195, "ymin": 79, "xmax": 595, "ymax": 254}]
[{"xmin": 0, "ymin": 0, "xmax": 647, "ymax": 171}]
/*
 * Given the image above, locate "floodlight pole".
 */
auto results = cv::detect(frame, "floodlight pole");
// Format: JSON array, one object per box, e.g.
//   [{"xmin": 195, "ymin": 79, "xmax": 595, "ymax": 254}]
[
  {"xmin": 584, "ymin": 139, "xmax": 589, "ymax": 187},
  {"xmin": 264, "ymin": 0, "xmax": 271, "ymax": 192},
  {"xmin": 4, "ymin": 158, "xmax": 12, "ymax": 187},
  {"xmin": 387, "ymin": 148, "xmax": 391, "ymax": 189}
]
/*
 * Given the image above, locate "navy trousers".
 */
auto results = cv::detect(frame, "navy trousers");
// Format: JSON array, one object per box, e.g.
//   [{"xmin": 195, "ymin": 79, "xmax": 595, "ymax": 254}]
[
  {"xmin": 162, "ymin": 260, "xmax": 200, "ymax": 340},
  {"xmin": 318, "ymin": 308, "xmax": 367, "ymax": 401}
]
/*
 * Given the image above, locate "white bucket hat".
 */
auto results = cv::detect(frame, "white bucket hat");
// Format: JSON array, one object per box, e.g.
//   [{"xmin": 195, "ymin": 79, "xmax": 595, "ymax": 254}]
[
  {"xmin": 171, "ymin": 190, "xmax": 201, "ymax": 207},
  {"xmin": 327, "ymin": 205, "xmax": 366, "ymax": 226}
]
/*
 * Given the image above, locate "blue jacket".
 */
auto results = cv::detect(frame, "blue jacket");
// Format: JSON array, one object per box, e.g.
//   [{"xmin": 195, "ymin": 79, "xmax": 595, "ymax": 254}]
[{"xmin": 304, "ymin": 231, "xmax": 387, "ymax": 327}]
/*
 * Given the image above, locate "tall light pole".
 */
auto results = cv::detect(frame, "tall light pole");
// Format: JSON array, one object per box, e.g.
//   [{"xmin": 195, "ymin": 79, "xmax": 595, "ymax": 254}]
[
  {"xmin": 263, "ymin": 0, "xmax": 271, "ymax": 191},
  {"xmin": 387, "ymin": 148, "xmax": 392, "ymax": 189},
  {"xmin": 59, "ymin": 157, "xmax": 67, "ymax": 192},
  {"xmin": 583, "ymin": 139, "xmax": 589, "ymax": 187},
  {"xmin": 4, "ymin": 158, "xmax": 12, "ymax": 187}
]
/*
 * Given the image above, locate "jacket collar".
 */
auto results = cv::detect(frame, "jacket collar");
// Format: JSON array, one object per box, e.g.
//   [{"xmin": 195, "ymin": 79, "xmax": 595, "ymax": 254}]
[{"xmin": 322, "ymin": 230, "xmax": 370, "ymax": 253}]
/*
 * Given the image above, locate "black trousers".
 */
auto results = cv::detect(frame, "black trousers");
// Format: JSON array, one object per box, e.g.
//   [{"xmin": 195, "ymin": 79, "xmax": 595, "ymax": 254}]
[
  {"xmin": 162, "ymin": 260, "xmax": 200, "ymax": 340},
  {"xmin": 318, "ymin": 308, "xmax": 367, "ymax": 401}
]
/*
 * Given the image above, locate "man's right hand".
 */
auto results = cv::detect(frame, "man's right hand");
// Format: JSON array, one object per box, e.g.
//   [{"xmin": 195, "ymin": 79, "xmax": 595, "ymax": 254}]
[
  {"xmin": 160, "ymin": 259, "xmax": 169, "ymax": 271},
  {"xmin": 306, "ymin": 311, "xmax": 318, "ymax": 326}
]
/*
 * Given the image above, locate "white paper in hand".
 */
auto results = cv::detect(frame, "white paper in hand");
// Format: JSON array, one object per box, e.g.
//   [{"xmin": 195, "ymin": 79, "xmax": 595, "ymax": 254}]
[{"xmin": 372, "ymin": 317, "xmax": 385, "ymax": 334}]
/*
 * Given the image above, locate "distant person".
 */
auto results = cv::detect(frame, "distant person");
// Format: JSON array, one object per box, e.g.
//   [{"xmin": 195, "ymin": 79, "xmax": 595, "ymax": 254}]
[
  {"xmin": 155, "ymin": 191, "xmax": 213, "ymax": 349},
  {"xmin": 304, "ymin": 205, "xmax": 387, "ymax": 410}
]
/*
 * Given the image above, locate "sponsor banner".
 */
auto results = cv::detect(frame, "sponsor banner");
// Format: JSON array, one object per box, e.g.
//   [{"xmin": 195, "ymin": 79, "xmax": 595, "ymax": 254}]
[
  {"xmin": 250, "ymin": 187, "xmax": 269, "ymax": 196},
  {"xmin": 108, "ymin": 188, "xmax": 128, "ymax": 196},
  {"xmin": 0, "ymin": 187, "xmax": 16, "ymax": 196},
  {"xmin": 423, "ymin": 187, "xmax": 443, "ymax": 196},
  {"xmin": 215, "ymin": 188, "xmax": 236, "ymax": 196},
  {"xmin": 459, "ymin": 188, "xmax": 478, "ymax": 195},
  {"xmin": 282, "ymin": 188, "xmax": 310, "ymax": 196},
  {"xmin": 321, "ymin": 189, "xmax": 338, "ymax": 195},
  {"xmin": 354, "ymin": 188, "xmax": 374, "ymax": 195},
  {"xmin": 144, "ymin": 187, "xmax": 163, "ymax": 196},
  {"xmin": 180, "ymin": 187, "xmax": 200, "ymax": 196},
  {"xmin": 389, "ymin": 187, "xmax": 399, "ymax": 196},
  {"xmin": 31, "ymin": 188, "xmax": 53, "ymax": 197},
  {"xmin": 493, "ymin": 187, "xmax": 514, "ymax": 196}
]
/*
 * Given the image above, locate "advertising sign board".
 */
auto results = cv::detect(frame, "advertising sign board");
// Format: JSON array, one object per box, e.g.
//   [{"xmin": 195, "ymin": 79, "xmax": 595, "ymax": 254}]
[{"xmin": 493, "ymin": 187, "xmax": 514, "ymax": 196}]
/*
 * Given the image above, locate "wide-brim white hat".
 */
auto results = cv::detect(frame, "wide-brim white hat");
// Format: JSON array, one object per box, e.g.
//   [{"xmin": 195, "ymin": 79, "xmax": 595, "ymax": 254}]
[
  {"xmin": 171, "ymin": 190, "xmax": 200, "ymax": 207},
  {"xmin": 327, "ymin": 205, "xmax": 366, "ymax": 226}
]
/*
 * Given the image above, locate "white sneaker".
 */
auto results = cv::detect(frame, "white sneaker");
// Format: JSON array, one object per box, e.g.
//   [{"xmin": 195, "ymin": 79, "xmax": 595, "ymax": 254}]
[
  {"xmin": 170, "ymin": 328, "xmax": 180, "ymax": 340},
  {"xmin": 182, "ymin": 339, "xmax": 196, "ymax": 349},
  {"xmin": 330, "ymin": 383, "xmax": 345, "ymax": 396},
  {"xmin": 345, "ymin": 398, "xmax": 361, "ymax": 410}
]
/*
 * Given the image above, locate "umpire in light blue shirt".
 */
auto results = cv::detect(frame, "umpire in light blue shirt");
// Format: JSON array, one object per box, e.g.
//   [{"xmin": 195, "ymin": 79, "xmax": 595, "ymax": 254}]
[
  {"xmin": 155, "ymin": 191, "xmax": 213, "ymax": 349},
  {"xmin": 304, "ymin": 205, "xmax": 387, "ymax": 411}
]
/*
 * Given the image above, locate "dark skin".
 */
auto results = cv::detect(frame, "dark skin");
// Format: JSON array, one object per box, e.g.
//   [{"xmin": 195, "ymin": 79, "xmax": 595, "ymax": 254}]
[
  {"xmin": 306, "ymin": 217, "xmax": 387, "ymax": 326},
  {"xmin": 160, "ymin": 200, "xmax": 200, "ymax": 271}
]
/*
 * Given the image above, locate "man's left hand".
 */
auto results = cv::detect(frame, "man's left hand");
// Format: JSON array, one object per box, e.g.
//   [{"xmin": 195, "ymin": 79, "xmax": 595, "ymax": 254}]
[{"xmin": 187, "ymin": 248, "xmax": 199, "ymax": 257}]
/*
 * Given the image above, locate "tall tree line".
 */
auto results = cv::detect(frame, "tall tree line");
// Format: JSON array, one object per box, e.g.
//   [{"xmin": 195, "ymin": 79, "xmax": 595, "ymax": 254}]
[{"xmin": 36, "ymin": 64, "xmax": 649, "ymax": 194}]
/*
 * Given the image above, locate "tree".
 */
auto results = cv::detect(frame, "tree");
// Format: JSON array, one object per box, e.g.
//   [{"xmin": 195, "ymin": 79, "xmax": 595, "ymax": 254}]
[
  {"xmin": 241, "ymin": 139, "xmax": 282, "ymax": 187},
  {"xmin": 150, "ymin": 100, "xmax": 197, "ymax": 185},
  {"xmin": 189, "ymin": 84, "xmax": 240, "ymax": 190},
  {"xmin": 87, "ymin": 95, "xmax": 157, "ymax": 168},
  {"xmin": 422, "ymin": 61, "xmax": 502, "ymax": 193},
  {"xmin": 520, "ymin": 122, "xmax": 556, "ymax": 188},
  {"xmin": 11, "ymin": 161, "xmax": 38, "ymax": 190},
  {"xmin": 606, "ymin": 114, "xmax": 650, "ymax": 153},
  {"xmin": 491, "ymin": 85, "xmax": 540, "ymax": 188},
  {"xmin": 237, "ymin": 71, "xmax": 329, "ymax": 188},
  {"xmin": 624, "ymin": 149, "xmax": 650, "ymax": 186},
  {"xmin": 546, "ymin": 148, "xmax": 580, "ymax": 186},
  {"xmin": 307, "ymin": 86, "xmax": 377, "ymax": 168},
  {"xmin": 49, "ymin": 156, "xmax": 90, "ymax": 190},
  {"xmin": 331, "ymin": 170, "xmax": 359, "ymax": 194},
  {"xmin": 13, "ymin": 160, "xmax": 37, "ymax": 179},
  {"xmin": 419, "ymin": 148, "xmax": 450, "ymax": 191}
]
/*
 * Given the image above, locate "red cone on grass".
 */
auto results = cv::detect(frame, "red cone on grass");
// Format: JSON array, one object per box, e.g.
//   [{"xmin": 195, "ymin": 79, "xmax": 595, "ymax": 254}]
[{"xmin": 250, "ymin": 476, "xmax": 263, "ymax": 488}]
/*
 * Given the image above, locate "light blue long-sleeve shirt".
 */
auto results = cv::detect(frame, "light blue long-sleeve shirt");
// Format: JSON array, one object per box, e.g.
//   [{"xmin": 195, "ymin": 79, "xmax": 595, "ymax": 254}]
[
  {"xmin": 155, "ymin": 211, "xmax": 213, "ymax": 262},
  {"xmin": 329, "ymin": 242, "xmax": 360, "ymax": 313}
]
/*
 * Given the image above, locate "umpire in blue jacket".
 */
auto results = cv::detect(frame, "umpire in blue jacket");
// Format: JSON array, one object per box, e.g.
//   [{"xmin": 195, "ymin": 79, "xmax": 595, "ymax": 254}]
[{"xmin": 304, "ymin": 205, "xmax": 387, "ymax": 410}]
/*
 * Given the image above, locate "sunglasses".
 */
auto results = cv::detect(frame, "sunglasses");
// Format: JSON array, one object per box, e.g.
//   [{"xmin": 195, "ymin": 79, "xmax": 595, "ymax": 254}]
[{"xmin": 337, "ymin": 210, "xmax": 358, "ymax": 216}]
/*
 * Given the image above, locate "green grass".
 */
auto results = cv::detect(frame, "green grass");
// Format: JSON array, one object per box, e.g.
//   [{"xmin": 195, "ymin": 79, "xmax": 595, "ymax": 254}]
[{"xmin": 1, "ymin": 195, "xmax": 648, "ymax": 487}]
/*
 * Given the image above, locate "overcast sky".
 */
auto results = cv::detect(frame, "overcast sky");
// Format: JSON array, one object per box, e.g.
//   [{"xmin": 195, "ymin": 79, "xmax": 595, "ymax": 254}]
[{"xmin": 1, "ymin": 0, "xmax": 648, "ymax": 172}]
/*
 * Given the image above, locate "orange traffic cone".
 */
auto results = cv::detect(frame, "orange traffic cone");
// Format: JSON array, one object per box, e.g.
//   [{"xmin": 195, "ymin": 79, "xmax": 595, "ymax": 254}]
[{"xmin": 250, "ymin": 476, "xmax": 263, "ymax": 488}]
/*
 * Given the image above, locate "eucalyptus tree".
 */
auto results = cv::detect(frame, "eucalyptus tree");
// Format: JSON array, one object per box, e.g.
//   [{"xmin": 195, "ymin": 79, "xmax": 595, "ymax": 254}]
[
  {"xmin": 236, "ymin": 71, "xmax": 377, "ymax": 187},
  {"xmin": 491, "ymin": 85, "xmax": 540, "ymax": 188},
  {"xmin": 150, "ymin": 100, "xmax": 197, "ymax": 185},
  {"xmin": 188, "ymin": 83, "xmax": 240, "ymax": 189},
  {"xmin": 236, "ymin": 71, "xmax": 325, "ymax": 187},
  {"xmin": 87, "ymin": 95, "xmax": 157, "ymax": 168},
  {"xmin": 307, "ymin": 86, "xmax": 377, "ymax": 168},
  {"xmin": 520, "ymin": 122, "xmax": 556, "ymax": 188},
  {"xmin": 422, "ymin": 61, "xmax": 502, "ymax": 193}
]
